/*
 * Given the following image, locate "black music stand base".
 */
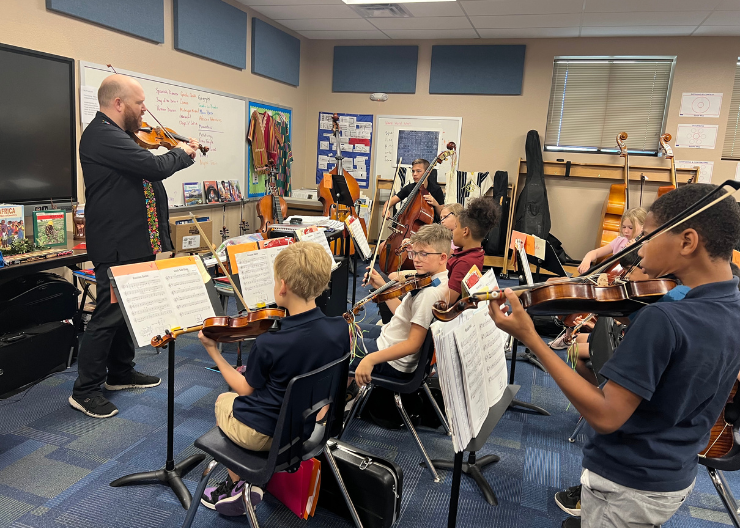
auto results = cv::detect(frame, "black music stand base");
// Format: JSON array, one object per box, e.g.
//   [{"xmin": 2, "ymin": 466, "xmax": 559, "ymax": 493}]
[
  {"xmin": 430, "ymin": 452, "xmax": 501, "ymax": 505},
  {"xmin": 507, "ymin": 339, "xmax": 550, "ymax": 416},
  {"xmin": 505, "ymin": 349, "xmax": 545, "ymax": 372},
  {"xmin": 109, "ymin": 339, "xmax": 205, "ymax": 509}
]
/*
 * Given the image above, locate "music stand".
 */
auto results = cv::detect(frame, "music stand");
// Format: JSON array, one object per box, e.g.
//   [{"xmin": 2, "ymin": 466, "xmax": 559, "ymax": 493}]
[{"xmin": 108, "ymin": 269, "xmax": 224, "ymax": 509}]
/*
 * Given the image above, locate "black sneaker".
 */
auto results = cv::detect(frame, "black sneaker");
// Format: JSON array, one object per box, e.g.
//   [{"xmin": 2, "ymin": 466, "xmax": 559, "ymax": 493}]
[
  {"xmin": 562, "ymin": 518, "xmax": 581, "ymax": 528},
  {"xmin": 555, "ymin": 484, "xmax": 581, "ymax": 516},
  {"xmin": 105, "ymin": 370, "xmax": 161, "ymax": 391},
  {"xmin": 201, "ymin": 476, "xmax": 238, "ymax": 510},
  {"xmin": 68, "ymin": 394, "xmax": 118, "ymax": 418}
]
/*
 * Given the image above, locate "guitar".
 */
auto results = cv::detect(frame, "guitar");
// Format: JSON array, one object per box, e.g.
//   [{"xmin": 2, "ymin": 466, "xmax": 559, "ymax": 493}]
[
  {"xmin": 657, "ymin": 133, "xmax": 676, "ymax": 198},
  {"xmin": 257, "ymin": 171, "xmax": 287, "ymax": 234},
  {"xmin": 700, "ymin": 380, "xmax": 739, "ymax": 459},
  {"xmin": 596, "ymin": 132, "xmax": 630, "ymax": 248}
]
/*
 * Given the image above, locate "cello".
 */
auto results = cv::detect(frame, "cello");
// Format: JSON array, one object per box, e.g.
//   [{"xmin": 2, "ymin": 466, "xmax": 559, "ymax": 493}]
[
  {"xmin": 596, "ymin": 132, "xmax": 630, "ymax": 248},
  {"xmin": 318, "ymin": 113, "xmax": 367, "ymax": 255},
  {"xmin": 657, "ymin": 133, "xmax": 676, "ymax": 198},
  {"xmin": 379, "ymin": 143, "xmax": 456, "ymax": 275},
  {"xmin": 257, "ymin": 169, "xmax": 287, "ymax": 234}
]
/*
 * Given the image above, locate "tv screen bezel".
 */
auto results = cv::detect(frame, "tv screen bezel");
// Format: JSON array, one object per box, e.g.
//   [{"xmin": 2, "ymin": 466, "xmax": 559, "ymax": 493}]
[{"xmin": 0, "ymin": 43, "xmax": 77, "ymax": 207}]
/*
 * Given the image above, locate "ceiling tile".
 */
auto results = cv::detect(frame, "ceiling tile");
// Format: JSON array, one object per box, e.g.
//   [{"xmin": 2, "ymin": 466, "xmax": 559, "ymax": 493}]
[
  {"xmin": 236, "ymin": 0, "xmax": 344, "ymax": 5},
  {"xmin": 382, "ymin": 28, "xmax": 480, "ymax": 39},
  {"xmin": 276, "ymin": 18, "xmax": 375, "ymax": 31},
  {"xmin": 713, "ymin": 0, "xmax": 740, "ymax": 8},
  {"xmin": 693, "ymin": 25, "xmax": 740, "ymax": 34},
  {"xmin": 584, "ymin": 0, "xmax": 721, "ymax": 12},
  {"xmin": 582, "ymin": 11, "xmax": 709, "ymax": 26},
  {"xmin": 371, "ymin": 17, "xmax": 473, "ymax": 30},
  {"xmin": 477, "ymin": 27, "xmax": 580, "ymax": 38},
  {"xmin": 403, "ymin": 2, "xmax": 466, "ymax": 17},
  {"xmin": 471, "ymin": 14, "xmax": 582, "ymax": 28},
  {"xmin": 580, "ymin": 25, "xmax": 696, "ymax": 36},
  {"xmin": 298, "ymin": 29, "xmax": 389, "ymax": 39},
  {"xmin": 249, "ymin": 4, "xmax": 360, "ymax": 20},
  {"xmin": 461, "ymin": 0, "xmax": 584, "ymax": 16},
  {"xmin": 703, "ymin": 10, "xmax": 740, "ymax": 24}
]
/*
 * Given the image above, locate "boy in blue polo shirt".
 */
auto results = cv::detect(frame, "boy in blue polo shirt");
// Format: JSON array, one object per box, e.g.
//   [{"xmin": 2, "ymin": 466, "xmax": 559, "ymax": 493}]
[
  {"xmin": 489, "ymin": 183, "xmax": 740, "ymax": 527},
  {"xmin": 198, "ymin": 242, "xmax": 350, "ymax": 516}
]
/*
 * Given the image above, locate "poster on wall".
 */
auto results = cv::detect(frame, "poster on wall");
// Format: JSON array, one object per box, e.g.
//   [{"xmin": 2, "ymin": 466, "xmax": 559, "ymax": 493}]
[
  {"xmin": 316, "ymin": 112, "xmax": 373, "ymax": 189},
  {"xmin": 247, "ymin": 101, "xmax": 292, "ymax": 198},
  {"xmin": 679, "ymin": 93, "xmax": 722, "ymax": 118}
]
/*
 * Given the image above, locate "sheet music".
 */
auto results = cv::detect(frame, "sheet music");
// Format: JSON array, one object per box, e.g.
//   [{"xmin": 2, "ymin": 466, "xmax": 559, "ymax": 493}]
[
  {"xmin": 473, "ymin": 308, "xmax": 508, "ymax": 408},
  {"xmin": 234, "ymin": 246, "xmax": 288, "ymax": 309},
  {"xmin": 297, "ymin": 229, "xmax": 340, "ymax": 271},
  {"xmin": 453, "ymin": 313, "xmax": 489, "ymax": 437},
  {"xmin": 469, "ymin": 268, "xmax": 499, "ymax": 296},
  {"xmin": 159, "ymin": 264, "xmax": 216, "ymax": 329},
  {"xmin": 345, "ymin": 217, "xmax": 372, "ymax": 260},
  {"xmin": 114, "ymin": 271, "xmax": 178, "ymax": 347}
]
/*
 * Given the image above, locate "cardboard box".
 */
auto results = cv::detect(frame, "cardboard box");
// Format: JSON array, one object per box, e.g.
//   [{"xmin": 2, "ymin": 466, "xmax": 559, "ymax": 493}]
[{"xmin": 169, "ymin": 216, "xmax": 212, "ymax": 252}]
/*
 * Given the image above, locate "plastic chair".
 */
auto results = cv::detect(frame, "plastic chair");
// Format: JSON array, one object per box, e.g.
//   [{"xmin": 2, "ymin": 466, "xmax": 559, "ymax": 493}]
[
  {"xmin": 181, "ymin": 353, "xmax": 362, "ymax": 528},
  {"xmin": 341, "ymin": 330, "xmax": 450, "ymax": 482}
]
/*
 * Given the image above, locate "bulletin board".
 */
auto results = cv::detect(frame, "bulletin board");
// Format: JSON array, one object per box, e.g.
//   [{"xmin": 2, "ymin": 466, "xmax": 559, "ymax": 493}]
[
  {"xmin": 316, "ymin": 112, "xmax": 373, "ymax": 189},
  {"xmin": 247, "ymin": 100, "xmax": 292, "ymax": 198}
]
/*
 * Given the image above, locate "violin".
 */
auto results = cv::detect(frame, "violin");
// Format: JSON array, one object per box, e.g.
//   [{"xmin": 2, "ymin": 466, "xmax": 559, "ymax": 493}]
[
  {"xmin": 700, "ymin": 380, "xmax": 739, "ymax": 458},
  {"xmin": 135, "ymin": 121, "xmax": 209, "ymax": 155},
  {"xmin": 379, "ymin": 144, "xmax": 456, "ymax": 275},
  {"xmin": 344, "ymin": 274, "xmax": 433, "ymax": 323},
  {"xmin": 657, "ymin": 133, "xmax": 676, "ymax": 198}
]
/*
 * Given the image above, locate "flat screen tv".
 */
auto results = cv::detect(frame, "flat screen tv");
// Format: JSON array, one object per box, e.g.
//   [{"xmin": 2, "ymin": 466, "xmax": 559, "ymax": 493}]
[{"xmin": 0, "ymin": 43, "xmax": 76, "ymax": 205}]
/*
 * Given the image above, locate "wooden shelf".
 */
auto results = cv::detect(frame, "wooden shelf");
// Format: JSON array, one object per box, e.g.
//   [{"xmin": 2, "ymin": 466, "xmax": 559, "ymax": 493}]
[{"xmin": 520, "ymin": 159, "xmax": 698, "ymax": 184}]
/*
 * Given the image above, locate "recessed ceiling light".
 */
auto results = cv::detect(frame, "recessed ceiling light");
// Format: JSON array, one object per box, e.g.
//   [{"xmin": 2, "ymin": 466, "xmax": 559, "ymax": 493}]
[{"xmin": 343, "ymin": 0, "xmax": 455, "ymax": 4}]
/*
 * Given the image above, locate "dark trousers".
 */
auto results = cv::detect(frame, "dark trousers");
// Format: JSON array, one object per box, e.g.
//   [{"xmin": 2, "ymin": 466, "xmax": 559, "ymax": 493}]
[{"xmin": 73, "ymin": 255, "xmax": 155, "ymax": 398}]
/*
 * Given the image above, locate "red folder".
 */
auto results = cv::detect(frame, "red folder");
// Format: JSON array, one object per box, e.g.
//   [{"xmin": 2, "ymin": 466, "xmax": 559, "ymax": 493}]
[{"xmin": 266, "ymin": 458, "xmax": 321, "ymax": 519}]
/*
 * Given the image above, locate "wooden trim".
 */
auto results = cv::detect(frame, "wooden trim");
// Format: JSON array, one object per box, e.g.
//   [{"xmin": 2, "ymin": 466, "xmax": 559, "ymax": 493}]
[{"xmin": 519, "ymin": 159, "xmax": 699, "ymax": 183}]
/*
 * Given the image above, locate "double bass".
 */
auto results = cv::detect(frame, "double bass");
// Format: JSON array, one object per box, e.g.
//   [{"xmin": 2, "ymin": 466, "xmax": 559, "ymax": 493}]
[
  {"xmin": 596, "ymin": 132, "xmax": 630, "ymax": 248},
  {"xmin": 318, "ymin": 113, "xmax": 367, "ymax": 255},
  {"xmin": 379, "ymin": 143, "xmax": 456, "ymax": 275},
  {"xmin": 257, "ymin": 170, "xmax": 287, "ymax": 234},
  {"xmin": 657, "ymin": 133, "xmax": 676, "ymax": 198}
]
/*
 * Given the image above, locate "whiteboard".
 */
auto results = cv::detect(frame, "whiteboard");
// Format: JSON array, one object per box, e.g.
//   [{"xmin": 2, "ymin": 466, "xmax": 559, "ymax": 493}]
[
  {"xmin": 374, "ymin": 115, "xmax": 462, "ymax": 194},
  {"xmin": 80, "ymin": 62, "xmax": 248, "ymax": 206}
]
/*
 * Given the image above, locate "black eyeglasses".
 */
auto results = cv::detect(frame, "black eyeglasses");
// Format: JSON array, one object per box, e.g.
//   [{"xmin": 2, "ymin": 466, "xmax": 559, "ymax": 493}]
[
  {"xmin": 407, "ymin": 250, "xmax": 443, "ymax": 260},
  {"xmin": 440, "ymin": 212, "xmax": 455, "ymax": 222}
]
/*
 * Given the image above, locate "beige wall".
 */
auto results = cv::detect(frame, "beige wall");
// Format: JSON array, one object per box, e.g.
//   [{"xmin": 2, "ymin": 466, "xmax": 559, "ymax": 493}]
[
  {"xmin": 3, "ymin": 2, "xmax": 739, "ymax": 258},
  {"xmin": 302, "ymin": 37, "xmax": 739, "ymax": 258}
]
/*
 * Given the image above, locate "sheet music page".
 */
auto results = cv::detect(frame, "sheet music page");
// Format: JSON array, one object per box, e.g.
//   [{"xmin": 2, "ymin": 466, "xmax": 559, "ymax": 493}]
[
  {"xmin": 235, "ymin": 246, "xmax": 288, "ymax": 309},
  {"xmin": 159, "ymin": 264, "xmax": 216, "ymax": 329},
  {"xmin": 114, "ymin": 271, "xmax": 179, "ymax": 347},
  {"xmin": 469, "ymin": 268, "xmax": 499, "ymax": 296},
  {"xmin": 345, "ymin": 217, "xmax": 372, "ymax": 260},
  {"xmin": 453, "ymin": 313, "xmax": 489, "ymax": 438},
  {"xmin": 297, "ymin": 229, "xmax": 339, "ymax": 271},
  {"xmin": 473, "ymin": 308, "xmax": 508, "ymax": 408}
]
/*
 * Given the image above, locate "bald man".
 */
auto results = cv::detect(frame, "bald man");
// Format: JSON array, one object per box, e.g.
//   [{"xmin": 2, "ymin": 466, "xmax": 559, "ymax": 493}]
[{"xmin": 70, "ymin": 74, "xmax": 197, "ymax": 418}]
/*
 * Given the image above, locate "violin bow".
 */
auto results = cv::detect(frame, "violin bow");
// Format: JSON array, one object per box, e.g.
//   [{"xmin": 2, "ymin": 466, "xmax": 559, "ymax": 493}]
[
  {"xmin": 187, "ymin": 212, "xmax": 251, "ymax": 312},
  {"xmin": 585, "ymin": 180, "xmax": 740, "ymax": 277},
  {"xmin": 364, "ymin": 157, "xmax": 402, "ymax": 285}
]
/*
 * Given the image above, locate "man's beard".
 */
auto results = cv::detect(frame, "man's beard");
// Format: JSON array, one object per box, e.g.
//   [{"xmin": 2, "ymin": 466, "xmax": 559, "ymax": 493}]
[{"xmin": 123, "ymin": 105, "xmax": 142, "ymax": 133}]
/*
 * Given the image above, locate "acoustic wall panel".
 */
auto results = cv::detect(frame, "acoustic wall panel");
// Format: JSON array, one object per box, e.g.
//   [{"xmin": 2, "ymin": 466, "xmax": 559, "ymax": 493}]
[
  {"xmin": 46, "ymin": 0, "xmax": 164, "ymax": 43},
  {"xmin": 251, "ymin": 18, "xmax": 300, "ymax": 87},
  {"xmin": 173, "ymin": 0, "xmax": 247, "ymax": 69},
  {"xmin": 333, "ymin": 46, "xmax": 418, "ymax": 94},
  {"xmin": 429, "ymin": 45, "xmax": 526, "ymax": 95}
]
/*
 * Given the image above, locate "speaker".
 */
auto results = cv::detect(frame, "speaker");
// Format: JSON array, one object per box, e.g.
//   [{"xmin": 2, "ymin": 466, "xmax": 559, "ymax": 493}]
[
  {"xmin": 317, "ymin": 257, "xmax": 348, "ymax": 317},
  {"xmin": 0, "ymin": 321, "xmax": 75, "ymax": 397}
]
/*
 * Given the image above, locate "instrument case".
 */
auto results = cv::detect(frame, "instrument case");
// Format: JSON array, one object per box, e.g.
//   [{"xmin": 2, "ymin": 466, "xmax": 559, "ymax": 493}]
[
  {"xmin": 0, "ymin": 272, "xmax": 78, "ymax": 333},
  {"xmin": 320, "ymin": 439, "xmax": 403, "ymax": 528}
]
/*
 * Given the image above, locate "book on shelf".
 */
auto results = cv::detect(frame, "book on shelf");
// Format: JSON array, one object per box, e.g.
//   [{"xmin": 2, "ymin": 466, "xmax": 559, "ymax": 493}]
[
  {"xmin": 32, "ymin": 209, "xmax": 67, "ymax": 247},
  {"xmin": 182, "ymin": 182, "xmax": 203, "ymax": 206},
  {"xmin": 203, "ymin": 180, "xmax": 220, "ymax": 203},
  {"xmin": 0, "ymin": 204, "xmax": 25, "ymax": 248}
]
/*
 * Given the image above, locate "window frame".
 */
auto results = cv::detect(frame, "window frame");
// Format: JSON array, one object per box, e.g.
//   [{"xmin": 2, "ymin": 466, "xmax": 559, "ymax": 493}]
[
  {"xmin": 721, "ymin": 59, "xmax": 740, "ymax": 161},
  {"xmin": 544, "ymin": 55, "xmax": 677, "ymax": 157}
]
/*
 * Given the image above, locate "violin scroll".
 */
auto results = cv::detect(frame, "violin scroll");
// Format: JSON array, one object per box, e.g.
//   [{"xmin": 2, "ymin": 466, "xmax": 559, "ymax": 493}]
[
  {"xmin": 616, "ymin": 132, "xmax": 628, "ymax": 157},
  {"xmin": 659, "ymin": 133, "xmax": 674, "ymax": 159},
  {"xmin": 151, "ymin": 330, "xmax": 175, "ymax": 349}
]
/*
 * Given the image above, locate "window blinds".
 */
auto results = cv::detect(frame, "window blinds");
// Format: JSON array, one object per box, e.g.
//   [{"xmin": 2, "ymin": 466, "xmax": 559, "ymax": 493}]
[
  {"xmin": 545, "ymin": 58, "xmax": 674, "ymax": 155},
  {"xmin": 722, "ymin": 62, "xmax": 740, "ymax": 160}
]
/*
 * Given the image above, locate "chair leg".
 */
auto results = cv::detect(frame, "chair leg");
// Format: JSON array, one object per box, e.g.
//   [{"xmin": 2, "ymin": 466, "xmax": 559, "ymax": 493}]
[
  {"xmin": 568, "ymin": 416, "xmax": 586, "ymax": 443},
  {"xmin": 339, "ymin": 384, "xmax": 373, "ymax": 440},
  {"xmin": 394, "ymin": 393, "xmax": 440, "ymax": 483},
  {"xmin": 422, "ymin": 381, "xmax": 451, "ymax": 436},
  {"xmin": 181, "ymin": 459, "xmax": 218, "ymax": 528},
  {"xmin": 324, "ymin": 443, "xmax": 364, "ymax": 528},
  {"xmin": 707, "ymin": 467, "xmax": 740, "ymax": 528},
  {"xmin": 243, "ymin": 482, "xmax": 260, "ymax": 528}
]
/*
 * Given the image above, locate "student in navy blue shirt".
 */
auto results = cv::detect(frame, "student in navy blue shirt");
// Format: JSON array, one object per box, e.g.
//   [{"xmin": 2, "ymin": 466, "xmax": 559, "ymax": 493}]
[
  {"xmin": 489, "ymin": 184, "xmax": 740, "ymax": 528},
  {"xmin": 198, "ymin": 242, "xmax": 350, "ymax": 517}
]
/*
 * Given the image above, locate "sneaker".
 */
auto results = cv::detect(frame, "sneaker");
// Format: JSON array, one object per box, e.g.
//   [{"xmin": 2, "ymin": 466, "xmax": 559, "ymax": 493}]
[
  {"xmin": 345, "ymin": 380, "xmax": 359, "ymax": 404},
  {"xmin": 105, "ymin": 370, "xmax": 161, "ymax": 391},
  {"xmin": 549, "ymin": 334, "xmax": 571, "ymax": 351},
  {"xmin": 201, "ymin": 476, "xmax": 238, "ymax": 510},
  {"xmin": 555, "ymin": 484, "xmax": 581, "ymax": 517},
  {"xmin": 562, "ymin": 518, "xmax": 581, "ymax": 528},
  {"xmin": 68, "ymin": 394, "xmax": 118, "ymax": 419},
  {"xmin": 215, "ymin": 481, "xmax": 264, "ymax": 516}
]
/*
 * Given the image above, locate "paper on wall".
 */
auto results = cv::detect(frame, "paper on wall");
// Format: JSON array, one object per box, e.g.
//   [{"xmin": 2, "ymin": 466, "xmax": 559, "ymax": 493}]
[
  {"xmin": 679, "ymin": 93, "xmax": 722, "ymax": 118},
  {"xmin": 81, "ymin": 86, "xmax": 99, "ymax": 124},
  {"xmin": 675, "ymin": 124, "xmax": 719, "ymax": 149},
  {"xmin": 675, "ymin": 160, "xmax": 714, "ymax": 184}
]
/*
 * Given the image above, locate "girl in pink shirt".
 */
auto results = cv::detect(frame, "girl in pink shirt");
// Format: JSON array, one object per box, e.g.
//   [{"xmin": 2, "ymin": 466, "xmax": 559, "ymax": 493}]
[{"xmin": 578, "ymin": 207, "xmax": 646, "ymax": 275}]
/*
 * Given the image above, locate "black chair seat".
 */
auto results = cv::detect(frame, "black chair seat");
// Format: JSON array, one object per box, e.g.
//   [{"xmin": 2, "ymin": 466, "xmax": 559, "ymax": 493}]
[
  {"xmin": 195, "ymin": 427, "xmax": 274, "ymax": 487},
  {"xmin": 370, "ymin": 375, "xmax": 417, "ymax": 394},
  {"xmin": 700, "ymin": 443, "xmax": 740, "ymax": 472}
]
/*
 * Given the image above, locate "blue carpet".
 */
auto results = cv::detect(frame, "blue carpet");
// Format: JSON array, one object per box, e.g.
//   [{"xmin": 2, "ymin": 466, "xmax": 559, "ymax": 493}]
[{"xmin": 0, "ymin": 264, "xmax": 737, "ymax": 527}]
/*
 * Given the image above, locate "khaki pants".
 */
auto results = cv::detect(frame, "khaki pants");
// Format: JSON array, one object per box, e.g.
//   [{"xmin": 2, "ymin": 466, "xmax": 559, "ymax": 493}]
[{"xmin": 215, "ymin": 392, "xmax": 273, "ymax": 451}]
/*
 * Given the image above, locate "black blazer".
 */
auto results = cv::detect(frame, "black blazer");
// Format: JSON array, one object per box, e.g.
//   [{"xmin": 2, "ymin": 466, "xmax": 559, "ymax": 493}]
[{"xmin": 80, "ymin": 112, "xmax": 194, "ymax": 264}]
